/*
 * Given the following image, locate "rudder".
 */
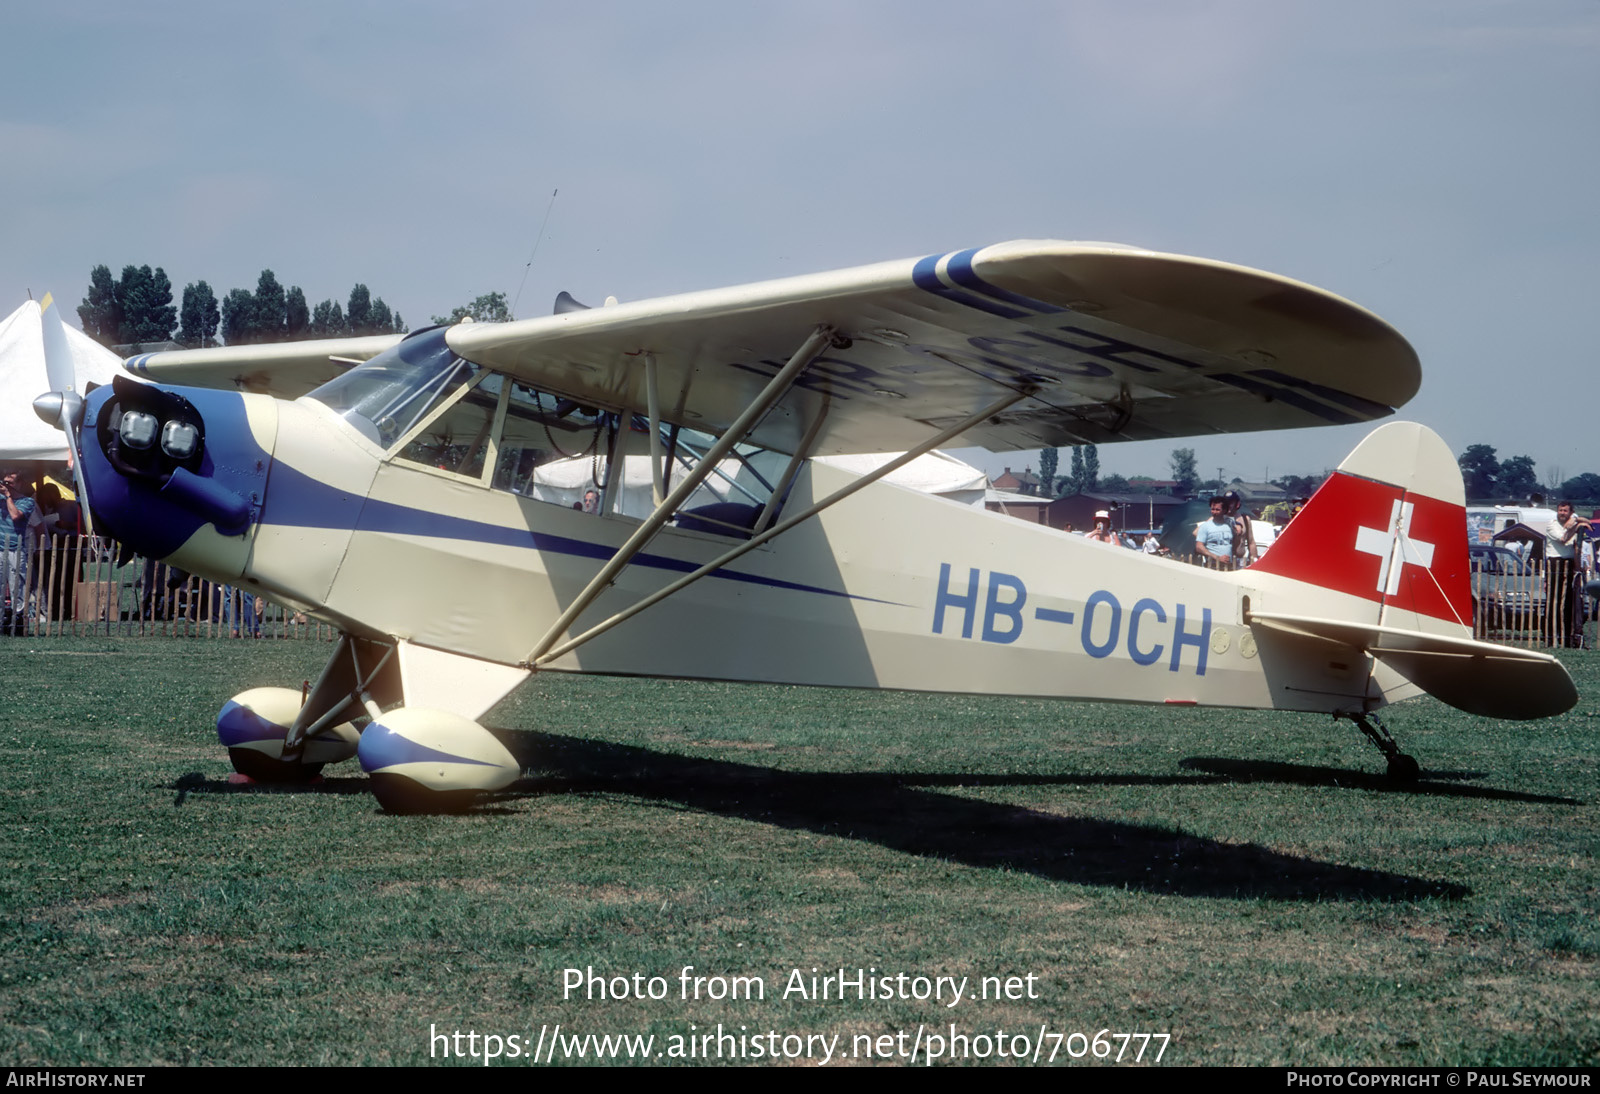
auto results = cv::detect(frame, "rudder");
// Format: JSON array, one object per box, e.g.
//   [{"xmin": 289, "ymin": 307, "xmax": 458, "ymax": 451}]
[{"xmin": 1251, "ymin": 422, "xmax": 1471, "ymax": 639}]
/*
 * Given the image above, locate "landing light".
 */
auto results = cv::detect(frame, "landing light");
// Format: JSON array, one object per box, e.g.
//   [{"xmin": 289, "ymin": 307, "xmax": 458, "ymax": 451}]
[
  {"xmin": 161, "ymin": 420, "xmax": 200, "ymax": 460},
  {"xmin": 119, "ymin": 410, "xmax": 159, "ymax": 450}
]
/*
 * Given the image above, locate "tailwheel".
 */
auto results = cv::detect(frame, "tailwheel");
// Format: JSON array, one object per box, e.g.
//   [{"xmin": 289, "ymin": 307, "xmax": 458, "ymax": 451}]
[
  {"xmin": 1342, "ymin": 711, "xmax": 1422, "ymax": 784},
  {"xmin": 1386, "ymin": 753, "xmax": 1421, "ymax": 784},
  {"xmin": 217, "ymin": 687, "xmax": 359, "ymax": 783},
  {"xmin": 357, "ymin": 707, "xmax": 520, "ymax": 814}
]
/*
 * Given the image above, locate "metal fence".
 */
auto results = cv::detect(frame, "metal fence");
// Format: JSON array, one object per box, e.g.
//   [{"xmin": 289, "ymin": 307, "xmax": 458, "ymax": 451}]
[{"xmin": 6, "ymin": 536, "xmax": 336, "ymax": 641}]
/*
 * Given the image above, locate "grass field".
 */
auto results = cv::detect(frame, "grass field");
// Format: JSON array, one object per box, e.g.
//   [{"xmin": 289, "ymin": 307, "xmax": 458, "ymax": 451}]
[{"xmin": 1, "ymin": 636, "xmax": 1595, "ymax": 1066}]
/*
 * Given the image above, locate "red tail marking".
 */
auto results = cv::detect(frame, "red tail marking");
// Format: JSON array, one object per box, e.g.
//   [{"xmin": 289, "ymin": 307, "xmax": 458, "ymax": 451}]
[{"xmin": 1251, "ymin": 472, "xmax": 1470, "ymax": 625}]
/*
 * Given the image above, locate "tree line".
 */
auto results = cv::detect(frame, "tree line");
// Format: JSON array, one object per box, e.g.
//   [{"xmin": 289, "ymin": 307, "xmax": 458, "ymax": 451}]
[
  {"xmin": 76, "ymin": 264, "xmax": 408, "ymax": 349},
  {"xmin": 1033, "ymin": 441, "xmax": 1600, "ymax": 507},
  {"xmin": 1457, "ymin": 444, "xmax": 1600, "ymax": 505},
  {"xmin": 1035, "ymin": 445, "xmax": 1292, "ymax": 499}
]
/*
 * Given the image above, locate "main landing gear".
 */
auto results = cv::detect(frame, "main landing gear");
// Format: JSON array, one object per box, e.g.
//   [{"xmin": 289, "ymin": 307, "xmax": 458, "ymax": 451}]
[
  {"xmin": 1341, "ymin": 711, "xmax": 1421, "ymax": 783},
  {"xmin": 214, "ymin": 635, "xmax": 522, "ymax": 813}
]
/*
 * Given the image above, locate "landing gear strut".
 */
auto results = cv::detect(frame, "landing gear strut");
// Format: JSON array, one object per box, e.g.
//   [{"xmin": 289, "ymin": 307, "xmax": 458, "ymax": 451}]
[{"xmin": 1341, "ymin": 711, "xmax": 1420, "ymax": 783}]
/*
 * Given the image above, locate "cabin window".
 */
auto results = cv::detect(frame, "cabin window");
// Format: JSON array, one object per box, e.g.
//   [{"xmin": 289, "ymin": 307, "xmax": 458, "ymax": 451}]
[
  {"xmin": 391, "ymin": 370, "xmax": 497, "ymax": 479},
  {"xmin": 482, "ymin": 387, "xmax": 790, "ymax": 535},
  {"xmin": 491, "ymin": 381, "xmax": 612, "ymax": 501},
  {"xmin": 659, "ymin": 426, "xmax": 789, "ymax": 537}
]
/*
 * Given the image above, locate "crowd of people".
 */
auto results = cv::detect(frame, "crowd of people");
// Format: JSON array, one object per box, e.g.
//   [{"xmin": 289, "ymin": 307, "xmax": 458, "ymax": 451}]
[
  {"xmin": 1073, "ymin": 491, "xmax": 1268, "ymax": 570},
  {"xmin": 1, "ymin": 469, "xmax": 81, "ymax": 636}
]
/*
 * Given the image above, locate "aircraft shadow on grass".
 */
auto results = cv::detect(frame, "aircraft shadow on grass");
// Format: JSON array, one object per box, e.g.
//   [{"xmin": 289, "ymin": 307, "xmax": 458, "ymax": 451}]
[
  {"xmin": 486, "ymin": 730, "xmax": 1470, "ymax": 903},
  {"xmin": 1177, "ymin": 757, "xmax": 1581, "ymax": 806},
  {"xmin": 174, "ymin": 729, "xmax": 1578, "ymax": 899}
]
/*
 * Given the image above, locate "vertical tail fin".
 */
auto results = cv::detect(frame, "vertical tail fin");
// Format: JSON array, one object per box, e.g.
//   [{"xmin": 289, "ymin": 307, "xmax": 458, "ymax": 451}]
[
  {"xmin": 1246, "ymin": 423, "xmax": 1573, "ymax": 719},
  {"xmin": 1251, "ymin": 422, "xmax": 1472, "ymax": 637}
]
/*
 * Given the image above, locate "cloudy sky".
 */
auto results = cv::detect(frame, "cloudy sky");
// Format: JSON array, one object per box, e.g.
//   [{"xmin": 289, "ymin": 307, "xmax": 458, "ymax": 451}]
[{"xmin": 4, "ymin": 1, "xmax": 1595, "ymax": 486}]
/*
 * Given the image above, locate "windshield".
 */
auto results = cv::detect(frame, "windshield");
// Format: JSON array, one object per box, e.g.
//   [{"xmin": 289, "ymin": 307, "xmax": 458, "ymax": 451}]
[
  {"xmin": 1475, "ymin": 549, "xmax": 1533, "ymax": 576},
  {"xmin": 306, "ymin": 328, "xmax": 476, "ymax": 448}
]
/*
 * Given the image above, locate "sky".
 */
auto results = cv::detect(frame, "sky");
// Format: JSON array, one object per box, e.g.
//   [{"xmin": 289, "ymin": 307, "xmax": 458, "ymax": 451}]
[{"xmin": 3, "ymin": 0, "xmax": 1596, "ymax": 487}]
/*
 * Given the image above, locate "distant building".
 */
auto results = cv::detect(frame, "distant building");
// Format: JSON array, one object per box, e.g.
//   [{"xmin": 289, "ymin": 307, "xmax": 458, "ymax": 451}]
[
  {"xmin": 991, "ymin": 466, "xmax": 1047, "ymax": 497},
  {"xmin": 1228, "ymin": 480, "xmax": 1290, "ymax": 507},
  {"xmin": 984, "ymin": 488, "xmax": 1050, "ymax": 524}
]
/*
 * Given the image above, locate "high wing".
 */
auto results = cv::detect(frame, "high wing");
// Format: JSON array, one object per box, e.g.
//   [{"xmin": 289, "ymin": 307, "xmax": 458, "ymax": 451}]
[
  {"xmin": 124, "ymin": 333, "xmax": 403, "ymax": 398},
  {"xmin": 117, "ymin": 241, "xmax": 1419, "ymax": 456},
  {"xmin": 447, "ymin": 240, "xmax": 1420, "ymax": 456}
]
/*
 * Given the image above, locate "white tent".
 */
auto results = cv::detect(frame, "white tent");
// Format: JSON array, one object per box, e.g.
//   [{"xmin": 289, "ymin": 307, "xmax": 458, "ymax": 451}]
[
  {"xmin": 528, "ymin": 449, "xmax": 990, "ymax": 517},
  {"xmin": 0, "ymin": 298, "xmax": 126, "ymax": 460}
]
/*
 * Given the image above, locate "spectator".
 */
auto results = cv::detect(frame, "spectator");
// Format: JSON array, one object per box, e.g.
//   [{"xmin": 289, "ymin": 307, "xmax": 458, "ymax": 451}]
[
  {"xmin": 1, "ymin": 472, "xmax": 35, "ymax": 635},
  {"xmin": 1084, "ymin": 510, "xmax": 1118, "ymax": 544},
  {"xmin": 1195, "ymin": 496, "xmax": 1236, "ymax": 568},
  {"xmin": 1544, "ymin": 500, "xmax": 1591, "ymax": 648},
  {"xmin": 1223, "ymin": 490, "xmax": 1257, "ymax": 566}
]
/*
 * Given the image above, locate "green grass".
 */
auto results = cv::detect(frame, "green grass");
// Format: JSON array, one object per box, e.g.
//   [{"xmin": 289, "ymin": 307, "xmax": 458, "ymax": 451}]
[{"xmin": 1, "ymin": 637, "xmax": 1596, "ymax": 1066}]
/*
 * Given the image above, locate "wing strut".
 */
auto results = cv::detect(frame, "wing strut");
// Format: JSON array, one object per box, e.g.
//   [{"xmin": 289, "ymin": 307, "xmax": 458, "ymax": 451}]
[
  {"xmin": 281, "ymin": 635, "xmax": 399, "ymax": 759},
  {"xmin": 529, "ymin": 385, "xmax": 1031, "ymax": 668},
  {"xmin": 753, "ymin": 393, "xmax": 830, "ymax": 536},
  {"xmin": 644, "ymin": 353, "xmax": 666, "ymax": 506},
  {"xmin": 524, "ymin": 325, "xmax": 837, "ymax": 665}
]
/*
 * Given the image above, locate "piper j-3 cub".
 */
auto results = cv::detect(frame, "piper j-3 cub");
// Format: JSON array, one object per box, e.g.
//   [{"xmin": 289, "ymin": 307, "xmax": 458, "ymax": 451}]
[{"xmin": 33, "ymin": 241, "xmax": 1576, "ymax": 812}]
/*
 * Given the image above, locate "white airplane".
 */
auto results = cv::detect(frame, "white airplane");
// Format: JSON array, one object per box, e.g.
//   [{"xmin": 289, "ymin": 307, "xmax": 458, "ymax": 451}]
[{"xmin": 33, "ymin": 241, "xmax": 1576, "ymax": 812}]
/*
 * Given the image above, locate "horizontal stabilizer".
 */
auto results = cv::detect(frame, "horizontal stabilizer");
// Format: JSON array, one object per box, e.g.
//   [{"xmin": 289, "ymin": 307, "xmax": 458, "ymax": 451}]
[{"xmin": 1249, "ymin": 611, "xmax": 1576, "ymax": 720}]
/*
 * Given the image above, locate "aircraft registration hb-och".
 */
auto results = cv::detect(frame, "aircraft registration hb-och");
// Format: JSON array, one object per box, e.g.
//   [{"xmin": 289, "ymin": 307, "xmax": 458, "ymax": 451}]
[{"xmin": 33, "ymin": 240, "xmax": 1576, "ymax": 812}]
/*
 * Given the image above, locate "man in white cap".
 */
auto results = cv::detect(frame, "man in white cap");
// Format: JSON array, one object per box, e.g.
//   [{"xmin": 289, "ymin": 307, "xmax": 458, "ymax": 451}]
[{"xmin": 1084, "ymin": 510, "xmax": 1119, "ymax": 544}]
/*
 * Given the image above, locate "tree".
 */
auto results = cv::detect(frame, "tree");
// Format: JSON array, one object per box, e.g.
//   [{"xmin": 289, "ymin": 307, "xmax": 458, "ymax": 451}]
[
  {"xmin": 1558, "ymin": 473, "xmax": 1600, "ymax": 502},
  {"xmin": 368, "ymin": 296, "xmax": 394, "ymax": 335},
  {"xmin": 120, "ymin": 265, "xmax": 176, "ymax": 345},
  {"xmin": 1066, "ymin": 447, "xmax": 1085, "ymax": 495},
  {"xmin": 1098, "ymin": 472, "xmax": 1130, "ymax": 493},
  {"xmin": 285, "ymin": 286, "xmax": 310, "ymax": 340},
  {"xmin": 433, "ymin": 291, "xmax": 513, "ymax": 326},
  {"xmin": 1458, "ymin": 444, "xmax": 1499, "ymax": 499},
  {"xmin": 347, "ymin": 284, "xmax": 372, "ymax": 334},
  {"xmin": 78, "ymin": 263, "xmax": 175, "ymax": 347},
  {"xmin": 1083, "ymin": 444, "xmax": 1099, "ymax": 492},
  {"xmin": 78, "ymin": 265, "xmax": 122, "ymax": 346},
  {"xmin": 1170, "ymin": 447, "xmax": 1199, "ymax": 496},
  {"xmin": 310, "ymin": 299, "xmax": 346, "ymax": 337},
  {"xmin": 1038, "ymin": 448, "xmax": 1058, "ymax": 496},
  {"xmin": 113, "ymin": 265, "xmax": 154, "ymax": 345},
  {"xmin": 220, "ymin": 288, "xmax": 257, "ymax": 345},
  {"xmin": 253, "ymin": 270, "xmax": 287, "ymax": 341},
  {"xmin": 1274, "ymin": 473, "xmax": 1321, "ymax": 500},
  {"xmin": 1495, "ymin": 455, "xmax": 1539, "ymax": 500},
  {"xmin": 178, "ymin": 281, "xmax": 220, "ymax": 347}
]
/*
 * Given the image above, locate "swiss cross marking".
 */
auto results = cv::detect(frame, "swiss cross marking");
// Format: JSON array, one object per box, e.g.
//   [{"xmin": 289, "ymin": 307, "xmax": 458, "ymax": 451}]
[{"xmin": 1353, "ymin": 499, "xmax": 1435, "ymax": 596}]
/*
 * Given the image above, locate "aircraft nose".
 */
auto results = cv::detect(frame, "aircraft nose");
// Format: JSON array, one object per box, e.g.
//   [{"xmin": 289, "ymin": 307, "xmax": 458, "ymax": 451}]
[{"xmin": 81, "ymin": 375, "xmax": 277, "ymax": 569}]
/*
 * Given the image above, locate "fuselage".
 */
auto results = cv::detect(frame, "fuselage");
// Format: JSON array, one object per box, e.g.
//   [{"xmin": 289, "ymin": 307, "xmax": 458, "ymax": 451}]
[{"xmin": 80, "ymin": 351, "xmax": 1403, "ymax": 717}]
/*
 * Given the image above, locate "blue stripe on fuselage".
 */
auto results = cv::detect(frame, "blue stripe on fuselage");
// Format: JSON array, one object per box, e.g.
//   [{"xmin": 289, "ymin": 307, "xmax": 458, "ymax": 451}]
[{"xmin": 263, "ymin": 462, "xmax": 904, "ymax": 607}]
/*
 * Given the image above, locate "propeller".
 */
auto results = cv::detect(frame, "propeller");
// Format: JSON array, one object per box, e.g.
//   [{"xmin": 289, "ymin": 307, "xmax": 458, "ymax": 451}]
[{"xmin": 30, "ymin": 293, "xmax": 97, "ymax": 537}]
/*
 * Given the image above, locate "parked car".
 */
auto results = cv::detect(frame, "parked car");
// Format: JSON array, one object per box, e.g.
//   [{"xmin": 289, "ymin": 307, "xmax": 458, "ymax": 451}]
[{"xmin": 1469, "ymin": 544, "xmax": 1545, "ymax": 627}]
